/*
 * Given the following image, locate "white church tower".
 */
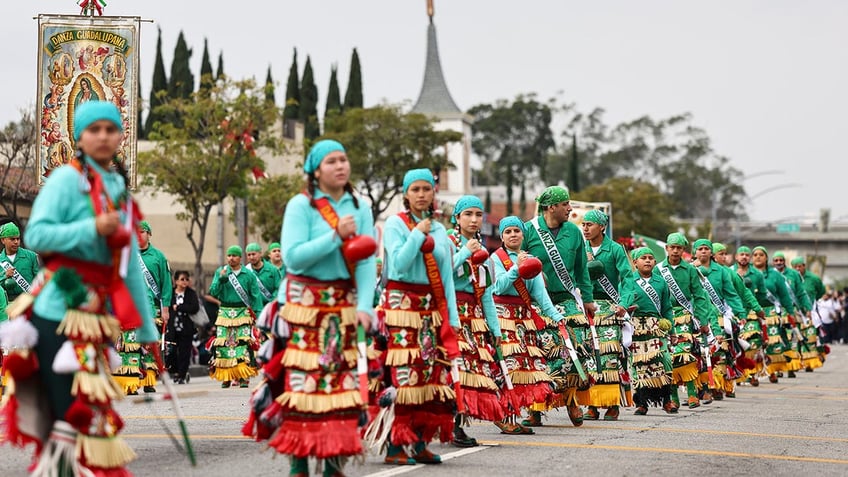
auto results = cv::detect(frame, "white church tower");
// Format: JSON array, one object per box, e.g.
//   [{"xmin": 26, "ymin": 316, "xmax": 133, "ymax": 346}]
[{"xmin": 411, "ymin": 0, "xmax": 473, "ymax": 208}]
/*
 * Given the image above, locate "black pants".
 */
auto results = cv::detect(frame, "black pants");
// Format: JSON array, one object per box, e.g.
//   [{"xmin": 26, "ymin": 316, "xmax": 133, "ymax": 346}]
[
  {"xmin": 172, "ymin": 334, "xmax": 194, "ymax": 379},
  {"xmin": 32, "ymin": 314, "xmax": 75, "ymax": 420}
]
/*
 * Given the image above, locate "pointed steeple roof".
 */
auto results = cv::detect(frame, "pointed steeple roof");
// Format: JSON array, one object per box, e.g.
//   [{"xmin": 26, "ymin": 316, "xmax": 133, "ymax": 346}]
[{"xmin": 411, "ymin": 17, "xmax": 462, "ymax": 117}]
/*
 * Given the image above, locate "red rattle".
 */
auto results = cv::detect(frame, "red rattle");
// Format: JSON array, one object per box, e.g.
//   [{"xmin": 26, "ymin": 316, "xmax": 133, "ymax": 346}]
[
  {"xmin": 518, "ymin": 256, "xmax": 543, "ymax": 279},
  {"xmin": 470, "ymin": 248, "xmax": 490, "ymax": 265},
  {"xmin": 342, "ymin": 234, "xmax": 378, "ymax": 262}
]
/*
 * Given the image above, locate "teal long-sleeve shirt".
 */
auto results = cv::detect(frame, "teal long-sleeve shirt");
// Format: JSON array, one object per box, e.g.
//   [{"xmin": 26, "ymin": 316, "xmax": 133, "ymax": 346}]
[
  {"xmin": 24, "ymin": 157, "xmax": 156, "ymax": 342},
  {"xmin": 451, "ymin": 233, "xmax": 500, "ymax": 336},
  {"xmin": 382, "ymin": 212, "xmax": 459, "ymax": 328},
  {"xmin": 654, "ymin": 259, "xmax": 716, "ymax": 324},
  {"xmin": 0, "ymin": 247, "xmax": 39, "ymax": 299},
  {"xmin": 697, "ymin": 261, "xmax": 745, "ymax": 317},
  {"xmin": 586, "ymin": 236, "xmax": 632, "ymax": 301},
  {"xmin": 209, "ymin": 265, "xmax": 263, "ymax": 312},
  {"xmin": 139, "ymin": 244, "xmax": 172, "ymax": 313},
  {"xmin": 522, "ymin": 216, "xmax": 594, "ymax": 305},
  {"xmin": 491, "ymin": 248, "xmax": 564, "ymax": 322},
  {"xmin": 279, "ymin": 190, "xmax": 376, "ymax": 317},
  {"xmin": 620, "ymin": 273, "xmax": 674, "ymax": 320},
  {"xmin": 755, "ymin": 266, "xmax": 796, "ymax": 315}
]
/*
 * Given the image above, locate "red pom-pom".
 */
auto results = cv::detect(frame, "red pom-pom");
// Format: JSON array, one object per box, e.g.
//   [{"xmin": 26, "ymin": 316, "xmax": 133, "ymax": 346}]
[
  {"xmin": 341, "ymin": 234, "xmax": 377, "ymax": 262},
  {"xmin": 518, "ymin": 257, "xmax": 543, "ymax": 279},
  {"xmin": 471, "ymin": 249, "xmax": 490, "ymax": 265},
  {"xmin": 823, "ymin": 344, "xmax": 831, "ymax": 354},
  {"xmin": 736, "ymin": 356, "xmax": 757, "ymax": 370},
  {"xmin": 261, "ymin": 348, "xmax": 286, "ymax": 381},
  {"xmin": 3, "ymin": 352, "xmax": 39, "ymax": 380},
  {"xmin": 420, "ymin": 235, "xmax": 435, "ymax": 253},
  {"xmin": 65, "ymin": 399, "xmax": 95, "ymax": 431},
  {"xmin": 106, "ymin": 228, "xmax": 131, "ymax": 249}
]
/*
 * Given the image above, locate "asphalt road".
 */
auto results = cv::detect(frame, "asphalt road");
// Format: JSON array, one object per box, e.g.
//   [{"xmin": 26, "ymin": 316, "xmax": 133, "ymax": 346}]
[{"xmin": 2, "ymin": 344, "xmax": 847, "ymax": 477}]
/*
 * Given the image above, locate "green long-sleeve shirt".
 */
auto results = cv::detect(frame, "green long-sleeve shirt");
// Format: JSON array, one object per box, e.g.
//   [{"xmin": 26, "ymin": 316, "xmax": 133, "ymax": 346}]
[
  {"xmin": 209, "ymin": 265, "xmax": 263, "ymax": 312},
  {"xmin": 0, "ymin": 247, "xmax": 39, "ymax": 301},
  {"xmin": 139, "ymin": 244, "xmax": 172, "ymax": 314},
  {"xmin": 620, "ymin": 273, "xmax": 673, "ymax": 319},
  {"xmin": 697, "ymin": 261, "xmax": 745, "ymax": 317},
  {"xmin": 522, "ymin": 215, "xmax": 593, "ymax": 305},
  {"xmin": 727, "ymin": 266, "xmax": 762, "ymax": 315},
  {"xmin": 654, "ymin": 259, "xmax": 716, "ymax": 324},
  {"xmin": 780, "ymin": 267, "xmax": 812, "ymax": 314},
  {"xmin": 755, "ymin": 266, "xmax": 796, "ymax": 315},
  {"xmin": 585, "ymin": 236, "xmax": 632, "ymax": 301},
  {"xmin": 250, "ymin": 260, "xmax": 282, "ymax": 306},
  {"xmin": 801, "ymin": 271, "xmax": 826, "ymax": 302},
  {"xmin": 0, "ymin": 288, "xmax": 7, "ymax": 322}
]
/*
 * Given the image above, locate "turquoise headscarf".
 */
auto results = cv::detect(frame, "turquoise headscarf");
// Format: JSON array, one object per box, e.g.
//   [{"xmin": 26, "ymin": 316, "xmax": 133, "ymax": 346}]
[
  {"xmin": 452, "ymin": 195, "xmax": 484, "ymax": 224},
  {"xmin": 582, "ymin": 209, "xmax": 608, "ymax": 226},
  {"xmin": 498, "ymin": 216, "xmax": 524, "ymax": 236},
  {"xmin": 73, "ymin": 100, "xmax": 123, "ymax": 142},
  {"xmin": 402, "ymin": 168, "xmax": 434, "ymax": 194},
  {"xmin": 304, "ymin": 139, "xmax": 345, "ymax": 174}
]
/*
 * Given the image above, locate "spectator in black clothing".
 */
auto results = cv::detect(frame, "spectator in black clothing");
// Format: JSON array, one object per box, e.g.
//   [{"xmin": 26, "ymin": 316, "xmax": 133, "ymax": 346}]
[{"xmin": 166, "ymin": 270, "xmax": 200, "ymax": 384}]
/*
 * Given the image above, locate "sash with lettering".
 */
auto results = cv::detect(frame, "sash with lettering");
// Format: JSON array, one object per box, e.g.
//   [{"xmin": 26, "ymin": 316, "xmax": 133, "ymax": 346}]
[
  {"xmin": 586, "ymin": 245, "xmax": 620, "ymax": 303},
  {"xmin": 530, "ymin": 217, "xmax": 578, "ymax": 298},
  {"xmin": 254, "ymin": 270, "xmax": 274, "ymax": 301},
  {"xmin": 137, "ymin": 253, "xmax": 162, "ymax": 308},
  {"xmin": 636, "ymin": 278, "xmax": 663, "ymax": 315},
  {"xmin": 227, "ymin": 269, "xmax": 252, "ymax": 309},
  {"xmin": 696, "ymin": 266, "xmax": 735, "ymax": 335},
  {"xmin": 495, "ymin": 248, "xmax": 546, "ymax": 330},
  {"xmin": 760, "ymin": 269, "xmax": 784, "ymax": 316},
  {"xmin": 657, "ymin": 263, "xmax": 702, "ymax": 328},
  {"xmin": 0, "ymin": 260, "xmax": 31, "ymax": 293},
  {"xmin": 397, "ymin": 212, "xmax": 460, "ymax": 360}
]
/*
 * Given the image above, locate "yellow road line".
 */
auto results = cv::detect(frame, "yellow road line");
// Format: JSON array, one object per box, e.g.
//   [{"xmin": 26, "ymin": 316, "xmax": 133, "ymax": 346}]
[
  {"xmin": 123, "ymin": 415, "xmax": 245, "ymax": 421},
  {"xmin": 481, "ymin": 440, "xmax": 848, "ymax": 465},
  {"xmin": 124, "ymin": 434, "xmax": 251, "ymax": 440},
  {"xmin": 564, "ymin": 424, "xmax": 848, "ymax": 443}
]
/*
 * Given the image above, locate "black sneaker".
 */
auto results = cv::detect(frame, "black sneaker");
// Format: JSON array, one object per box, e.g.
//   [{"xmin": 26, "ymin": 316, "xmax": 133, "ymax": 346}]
[
  {"xmin": 452, "ymin": 427, "xmax": 478, "ymax": 447},
  {"xmin": 143, "ymin": 386, "xmax": 156, "ymax": 393}
]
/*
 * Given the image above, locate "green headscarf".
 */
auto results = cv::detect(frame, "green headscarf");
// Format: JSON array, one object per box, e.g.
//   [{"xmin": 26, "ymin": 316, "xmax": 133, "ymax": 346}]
[
  {"xmin": 666, "ymin": 232, "xmax": 688, "ymax": 247},
  {"xmin": 693, "ymin": 238, "xmax": 712, "ymax": 252},
  {"xmin": 790, "ymin": 256, "xmax": 805, "ymax": 266},
  {"xmin": 268, "ymin": 242, "xmax": 281, "ymax": 252},
  {"xmin": 226, "ymin": 245, "xmax": 243, "ymax": 257},
  {"xmin": 535, "ymin": 186, "xmax": 569, "ymax": 214},
  {"xmin": 139, "ymin": 221, "xmax": 152, "ymax": 234},
  {"xmin": 712, "ymin": 243, "xmax": 727, "ymax": 254},
  {"xmin": 773, "ymin": 251, "xmax": 786, "ymax": 259},
  {"xmin": 245, "ymin": 242, "xmax": 262, "ymax": 253},
  {"xmin": 631, "ymin": 246, "xmax": 654, "ymax": 261},
  {"xmin": 752, "ymin": 246, "xmax": 768, "ymax": 256},
  {"xmin": 582, "ymin": 209, "xmax": 608, "ymax": 226},
  {"xmin": 736, "ymin": 246, "xmax": 751, "ymax": 254},
  {"xmin": 0, "ymin": 222, "xmax": 20, "ymax": 238}
]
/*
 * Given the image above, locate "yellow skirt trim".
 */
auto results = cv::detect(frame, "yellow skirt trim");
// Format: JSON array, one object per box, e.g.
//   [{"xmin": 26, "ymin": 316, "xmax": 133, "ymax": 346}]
[
  {"xmin": 576, "ymin": 383, "xmax": 622, "ymax": 408},
  {"xmin": 112, "ymin": 375, "xmax": 140, "ymax": 395},
  {"xmin": 211, "ymin": 361, "xmax": 256, "ymax": 381},
  {"xmin": 77, "ymin": 435, "xmax": 137, "ymax": 468},
  {"xmin": 672, "ymin": 361, "xmax": 700, "ymax": 384}
]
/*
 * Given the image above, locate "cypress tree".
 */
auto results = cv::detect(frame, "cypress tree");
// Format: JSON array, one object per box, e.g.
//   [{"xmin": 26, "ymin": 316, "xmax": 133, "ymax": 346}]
[
  {"xmin": 325, "ymin": 65, "xmax": 341, "ymax": 117},
  {"xmin": 484, "ymin": 188, "xmax": 492, "ymax": 214},
  {"xmin": 569, "ymin": 133, "xmax": 580, "ymax": 192},
  {"xmin": 283, "ymin": 49, "xmax": 300, "ymax": 121},
  {"xmin": 519, "ymin": 182, "xmax": 527, "ymax": 219},
  {"xmin": 265, "ymin": 65, "xmax": 276, "ymax": 105},
  {"xmin": 144, "ymin": 27, "xmax": 168, "ymax": 135},
  {"xmin": 199, "ymin": 38, "xmax": 214, "ymax": 93},
  {"xmin": 343, "ymin": 48, "xmax": 363, "ymax": 110},
  {"xmin": 299, "ymin": 56, "xmax": 319, "ymax": 140},
  {"xmin": 168, "ymin": 31, "xmax": 194, "ymax": 100},
  {"xmin": 216, "ymin": 51, "xmax": 225, "ymax": 80}
]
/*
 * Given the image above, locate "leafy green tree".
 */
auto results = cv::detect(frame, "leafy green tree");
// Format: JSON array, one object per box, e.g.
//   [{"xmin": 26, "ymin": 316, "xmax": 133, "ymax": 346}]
[
  {"xmin": 323, "ymin": 105, "xmax": 463, "ymax": 220},
  {"xmin": 0, "ymin": 109, "xmax": 38, "ymax": 225},
  {"xmin": 167, "ymin": 31, "xmax": 194, "ymax": 100},
  {"xmin": 343, "ymin": 48, "xmax": 363, "ymax": 110},
  {"xmin": 574, "ymin": 177, "xmax": 677, "ymax": 240},
  {"xmin": 216, "ymin": 51, "xmax": 225, "ymax": 80},
  {"xmin": 140, "ymin": 79, "xmax": 281, "ymax": 289},
  {"xmin": 247, "ymin": 174, "xmax": 304, "ymax": 243},
  {"xmin": 283, "ymin": 49, "xmax": 300, "ymax": 121},
  {"xmin": 264, "ymin": 65, "xmax": 276, "ymax": 105},
  {"xmin": 199, "ymin": 38, "xmax": 214, "ymax": 94},
  {"xmin": 144, "ymin": 27, "xmax": 168, "ymax": 136},
  {"xmin": 325, "ymin": 65, "xmax": 342, "ymax": 117},
  {"xmin": 299, "ymin": 56, "xmax": 319, "ymax": 140},
  {"xmin": 468, "ymin": 94, "xmax": 555, "ymax": 216}
]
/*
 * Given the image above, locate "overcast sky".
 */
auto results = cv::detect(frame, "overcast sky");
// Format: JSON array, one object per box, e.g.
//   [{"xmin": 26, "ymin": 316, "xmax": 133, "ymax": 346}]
[{"xmin": 4, "ymin": 1, "xmax": 846, "ymax": 223}]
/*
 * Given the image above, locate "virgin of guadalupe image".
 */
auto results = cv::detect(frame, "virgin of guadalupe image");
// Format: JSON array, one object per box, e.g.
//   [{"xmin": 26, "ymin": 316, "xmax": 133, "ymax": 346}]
[{"xmin": 75, "ymin": 77, "xmax": 99, "ymax": 108}]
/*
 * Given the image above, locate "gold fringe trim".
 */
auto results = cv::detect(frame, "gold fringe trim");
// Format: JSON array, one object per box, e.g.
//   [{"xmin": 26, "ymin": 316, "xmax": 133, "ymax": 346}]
[
  {"xmin": 112, "ymin": 376, "xmax": 139, "ymax": 394},
  {"xmin": 76, "ymin": 435, "xmax": 137, "ymax": 468},
  {"xmin": 119, "ymin": 343, "xmax": 142, "ymax": 352},
  {"xmin": 139, "ymin": 369, "xmax": 157, "ymax": 387},
  {"xmin": 459, "ymin": 341, "xmax": 473, "ymax": 353},
  {"xmin": 527, "ymin": 346, "xmax": 544, "ymax": 357},
  {"xmin": 367, "ymin": 347, "xmax": 381, "ymax": 361},
  {"xmin": 212, "ymin": 357, "xmax": 244, "ymax": 369},
  {"xmin": 739, "ymin": 330, "xmax": 760, "ymax": 340},
  {"xmin": 673, "ymin": 353, "xmax": 696, "ymax": 364},
  {"xmin": 523, "ymin": 319, "xmax": 538, "ymax": 331},
  {"xmin": 801, "ymin": 351, "xmax": 820, "ymax": 360},
  {"xmin": 635, "ymin": 375, "xmax": 671, "ymax": 388},
  {"xmin": 765, "ymin": 315, "xmax": 782, "ymax": 326},
  {"xmin": 591, "ymin": 369, "xmax": 621, "ymax": 384},
  {"xmin": 510, "ymin": 370, "xmax": 552, "ymax": 385},
  {"xmin": 477, "ymin": 347, "xmax": 494, "ymax": 362},
  {"xmin": 767, "ymin": 335, "xmax": 781, "ymax": 345},
  {"xmin": 577, "ymin": 383, "xmax": 622, "ymax": 407},
  {"xmin": 58, "ymin": 311, "xmax": 122, "ymax": 342},
  {"xmin": 674, "ymin": 315, "xmax": 692, "ymax": 325},
  {"xmin": 72, "ymin": 371, "xmax": 123, "ymax": 403},
  {"xmin": 276, "ymin": 389, "xmax": 362, "ymax": 413},
  {"xmin": 215, "ymin": 315, "xmax": 253, "ymax": 327},
  {"xmin": 672, "ymin": 362, "xmax": 700, "ymax": 384},
  {"xmin": 384, "ymin": 309, "xmax": 422, "ymax": 329},
  {"xmin": 385, "ymin": 348, "xmax": 421, "ymax": 366},
  {"xmin": 499, "ymin": 319, "xmax": 517, "ymax": 332},
  {"xmin": 281, "ymin": 303, "xmax": 357, "ymax": 327},
  {"xmin": 396, "ymin": 384, "xmax": 455, "ymax": 405},
  {"xmin": 5, "ymin": 293, "xmax": 34, "ymax": 317},
  {"xmin": 600, "ymin": 341, "xmax": 621, "ymax": 354},
  {"xmin": 211, "ymin": 338, "xmax": 228, "ymax": 347},
  {"xmin": 113, "ymin": 366, "xmax": 140, "ymax": 375},
  {"xmin": 211, "ymin": 362, "xmax": 256, "ymax": 382},
  {"xmin": 632, "ymin": 350, "xmax": 663, "ymax": 364},
  {"xmin": 470, "ymin": 319, "xmax": 488, "ymax": 333},
  {"xmin": 502, "ymin": 343, "xmax": 524, "ymax": 356},
  {"xmin": 565, "ymin": 314, "xmax": 589, "ymax": 326},
  {"xmin": 460, "ymin": 371, "xmax": 498, "ymax": 391}
]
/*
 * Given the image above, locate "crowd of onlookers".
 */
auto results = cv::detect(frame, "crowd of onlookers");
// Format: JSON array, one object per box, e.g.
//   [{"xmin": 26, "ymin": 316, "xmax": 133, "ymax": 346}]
[{"xmin": 814, "ymin": 288, "xmax": 848, "ymax": 344}]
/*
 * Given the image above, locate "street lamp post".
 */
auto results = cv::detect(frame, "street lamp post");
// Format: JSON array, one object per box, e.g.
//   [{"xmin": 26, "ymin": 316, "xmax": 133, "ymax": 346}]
[{"xmin": 710, "ymin": 170, "xmax": 785, "ymax": 242}]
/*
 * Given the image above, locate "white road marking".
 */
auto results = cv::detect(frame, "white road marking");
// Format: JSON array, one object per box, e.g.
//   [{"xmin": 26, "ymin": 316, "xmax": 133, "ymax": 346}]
[{"xmin": 361, "ymin": 446, "xmax": 491, "ymax": 477}]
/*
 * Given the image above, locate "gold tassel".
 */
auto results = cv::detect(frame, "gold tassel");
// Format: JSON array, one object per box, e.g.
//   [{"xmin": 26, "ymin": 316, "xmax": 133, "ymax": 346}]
[
  {"xmin": 72, "ymin": 372, "xmax": 122, "ymax": 402},
  {"xmin": 76, "ymin": 434, "xmax": 137, "ymax": 468},
  {"xmin": 498, "ymin": 319, "xmax": 517, "ymax": 332},
  {"xmin": 600, "ymin": 341, "xmax": 621, "ymax": 354},
  {"xmin": 459, "ymin": 371, "xmax": 499, "ymax": 391},
  {"xmin": 211, "ymin": 362, "xmax": 256, "ymax": 381},
  {"xmin": 470, "ymin": 319, "xmax": 488, "ymax": 333},
  {"xmin": 384, "ymin": 309, "xmax": 422, "ymax": 328},
  {"xmin": 385, "ymin": 348, "xmax": 421, "ymax": 366},
  {"xmin": 510, "ymin": 370, "xmax": 552, "ymax": 385},
  {"xmin": 58, "ymin": 311, "xmax": 107, "ymax": 342},
  {"xmin": 5, "ymin": 293, "xmax": 34, "ymax": 317},
  {"xmin": 276, "ymin": 389, "xmax": 362, "ymax": 413},
  {"xmin": 282, "ymin": 349, "xmax": 319, "ymax": 371},
  {"xmin": 396, "ymin": 384, "xmax": 455, "ymax": 405}
]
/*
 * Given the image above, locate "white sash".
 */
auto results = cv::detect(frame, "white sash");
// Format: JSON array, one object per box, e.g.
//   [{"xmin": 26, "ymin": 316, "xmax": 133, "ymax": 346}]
[
  {"xmin": 637, "ymin": 278, "xmax": 662, "ymax": 315},
  {"xmin": 0, "ymin": 260, "xmax": 30, "ymax": 293},
  {"xmin": 658, "ymin": 264, "xmax": 693, "ymax": 314},
  {"xmin": 586, "ymin": 244, "xmax": 620, "ymax": 303},
  {"xmin": 697, "ymin": 267, "xmax": 734, "ymax": 335},
  {"xmin": 137, "ymin": 253, "xmax": 161, "ymax": 305},
  {"xmin": 253, "ymin": 269, "xmax": 274, "ymax": 301},
  {"xmin": 531, "ymin": 217, "xmax": 576, "ymax": 295},
  {"xmin": 227, "ymin": 269, "xmax": 252, "ymax": 308}
]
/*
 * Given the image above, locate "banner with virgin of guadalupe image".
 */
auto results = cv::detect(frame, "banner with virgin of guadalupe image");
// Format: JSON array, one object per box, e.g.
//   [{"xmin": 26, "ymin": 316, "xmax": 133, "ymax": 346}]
[{"xmin": 36, "ymin": 14, "xmax": 140, "ymax": 187}]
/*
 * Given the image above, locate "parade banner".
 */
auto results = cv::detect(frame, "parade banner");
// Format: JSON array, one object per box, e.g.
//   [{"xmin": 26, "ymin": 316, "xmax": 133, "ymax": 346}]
[{"xmin": 36, "ymin": 14, "xmax": 140, "ymax": 187}]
